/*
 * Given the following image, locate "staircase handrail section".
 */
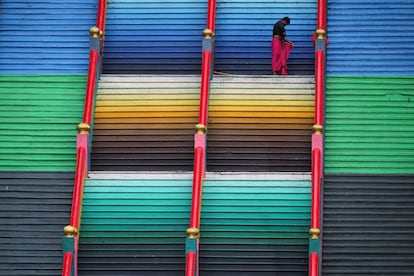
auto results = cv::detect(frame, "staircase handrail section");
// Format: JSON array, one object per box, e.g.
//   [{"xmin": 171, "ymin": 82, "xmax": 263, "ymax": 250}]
[
  {"xmin": 61, "ymin": 1, "xmax": 107, "ymax": 275},
  {"xmin": 310, "ymin": 0, "xmax": 327, "ymax": 275},
  {"xmin": 185, "ymin": 1, "xmax": 216, "ymax": 276}
]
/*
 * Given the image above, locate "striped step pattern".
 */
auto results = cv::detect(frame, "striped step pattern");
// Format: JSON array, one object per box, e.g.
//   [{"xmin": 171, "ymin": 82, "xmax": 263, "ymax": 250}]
[
  {"xmin": 324, "ymin": 76, "xmax": 414, "ymax": 174},
  {"xmin": 0, "ymin": 75, "xmax": 86, "ymax": 172},
  {"xmin": 208, "ymin": 75, "xmax": 314, "ymax": 172},
  {"xmin": 0, "ymin": 172, "xmax": 74, "ymax": 275},
  {"xmin": 101, "ymin": 0, "xmax": 317, "ymax": 75},
  {"xmin": 214, "ymin": 0, "xmax": 317, "ymax": 75},
  {"xmin": 91, "ymin": 74, "xmax": 314, "ymax": 172},
  {"xmin": 103, "ymin": 0, "xmax": 207, "ymax": 74},
  {"xmin": 327, "ymin": 0, "xmax": 414, "ymax": 76},
  {"xmin": 0, "ymin": 0, "xmax": 96, "ymax": 74},
  {"xmin": 322, "ymin": 174, "xmax": 414, "ymax": 275},
  {"xmin": 78, "ymin": 176, "xmax": 311, "ymax": 275},
  {"xmin": 91, "ymin": 75, "xmax": 200, "ymax": 171}
]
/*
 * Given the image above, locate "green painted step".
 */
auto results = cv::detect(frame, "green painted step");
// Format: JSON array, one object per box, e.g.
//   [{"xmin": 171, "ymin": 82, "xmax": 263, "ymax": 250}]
[
  {"xmin": 78, "ymin": 177, "xmax": 311, "ymax": 275},
  {"xmin": 325, "ymin": 76, "xmax": 414, "ymax": 174},
  {"xmin": 0, "ymin": 75, "xmax": 87, "ymax": 172}
]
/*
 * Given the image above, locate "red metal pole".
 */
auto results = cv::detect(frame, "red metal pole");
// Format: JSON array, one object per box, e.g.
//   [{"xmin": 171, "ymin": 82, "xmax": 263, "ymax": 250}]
[
  {"xmin": 310, "ymin": 253, "xmax": 319, "ymax": 276},
  {"xmin": 70, "ymin": 147, "xmax": 86, "ymax": 228},
  {"xmin": 311, "ymin": 148, "xmax": 321, "ymax": 229},
  {"xmin": 317, "ymin": 0, "xmax": 326, "ymax": 30},
  {"xmin": 61, "ymin": 252, "xmax": 73, "ymax": 276},
  {"xmin": 186, "ymin": 252, "xmax": 196, "ymax": 276},
  {"xmin": 314, "ymin": 50, "xmax": 325, "ymax": 126},
  {"xmin": 190, "ymin": 147, "xmax": 204, "ymax": 228},
  {"xmin": 83, "ymin": 50, "xmax": 99, "ymax": 125},
  {"xmin": 310, "ymin": 2, "xmax": 326, "ymax": 275},
  {"xmin": 207, "ymin": 0, "xmax": 216, "ymax": 32},
  {"xmin": 96, "ymin": 0, "xmax": 107, "ymax": 31},
  {"xmin": 199, "ymin": 51, "xmax": 211, "ymax": 126}
]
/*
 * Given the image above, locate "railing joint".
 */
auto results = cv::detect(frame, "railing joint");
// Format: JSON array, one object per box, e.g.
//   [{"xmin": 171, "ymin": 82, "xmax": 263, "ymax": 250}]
[{"xmin": 63, "ymin": 225, "xmax": 78, "ymax": 237}]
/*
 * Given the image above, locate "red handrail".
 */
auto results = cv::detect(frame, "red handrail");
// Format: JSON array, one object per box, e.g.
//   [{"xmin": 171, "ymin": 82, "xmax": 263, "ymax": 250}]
[
  {"xmin": 186, "ymin": 250, "xmax": 197, "ymax": 275},
  {"xmin": 62, "ymin": 1, "xmax": 107, "ymax": 276},
  {"xmin": 317, "ymin": 0, "xmax": 327, "ymax": 30},
  {"xmin": 190, "ymin": 147, "xmax": 204, "ymax": 228},
  {"xmin": 310, "ymin": 1, "xmax": 327, "ymax": 275},
  {"xmin": 310, "ymin": 253, "xmax": 319, "ymax": 275},
  {"xmin": 62, "ymin": 252, "xmax": 73, "ymax": 276},
  {"xmin": 185, "ymin": 2, "xmax": 216, "ymax": 276},
  {"xmin": 70, "ymin": 147, "xmax": 87, "ymax": 228},
  {"xmin": 96, "ymin": 0, "xmax": 107, "ymax": 31},
  {"xmin": 82, "ymin": 50, "xmax": 99, "ymax": 125},
  {"xmin": 198, "ymin": 50, "xmax": 212, "ymax": 126},
  {"xmin": 207, "ymin": 0, "xmax": 216, "ymax": 31},
  {"xmin": 311, "ymin": 148, "xmax": 321, "ymax": 229},
  {"xmin": 314, "ymin": 50, "xmax": 325, "ymax": 126}
]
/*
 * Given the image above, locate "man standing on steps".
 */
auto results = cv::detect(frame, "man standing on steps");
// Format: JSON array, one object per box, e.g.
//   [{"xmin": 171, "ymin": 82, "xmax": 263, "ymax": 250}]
[{"xmin": 272, "ymin": 16, "xmax": 294, "ymax": 75}]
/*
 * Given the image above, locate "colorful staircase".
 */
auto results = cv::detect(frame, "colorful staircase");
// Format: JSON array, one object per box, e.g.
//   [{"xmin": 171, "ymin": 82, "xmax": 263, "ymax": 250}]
[
  {"xmin": 90, "ymin": 75, "xmax": 200, "ymax": 171},
  {"xmin": 75, "ymin": 73, "xmax": 315, "ymax": 275},
  {"xmin": 90, "ymin": 74, "xmax": 314, "ymax": 172},
  {"xmin": 0, "ymin": 1, "xmax": 95, "ymax": 275},
  {"xmin": 208, "ymin": 75, "xmax": 314, "ymax": 171},
  {"xmin": 102, "ymin": 0, "xmax": 317, "ymax": 75},
  {"xmin": 78, "ymin": 175, "xmax": 311, "ymax": 275},
  {"xmin": 321, "ymin": 0, "xmax": 414, "ymax": 275}
]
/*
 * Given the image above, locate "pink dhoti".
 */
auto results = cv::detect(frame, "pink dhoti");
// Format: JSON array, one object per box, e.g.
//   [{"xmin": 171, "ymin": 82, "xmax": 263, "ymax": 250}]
[{"xmin": 272, "ymin": 38, "xmax": 293, "ymax": 75}]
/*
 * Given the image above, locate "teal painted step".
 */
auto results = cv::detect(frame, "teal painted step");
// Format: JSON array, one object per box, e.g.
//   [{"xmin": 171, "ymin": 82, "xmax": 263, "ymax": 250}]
[{"xmin": 78, "ymin": 178, "xmax": 311, "ymax": 275}]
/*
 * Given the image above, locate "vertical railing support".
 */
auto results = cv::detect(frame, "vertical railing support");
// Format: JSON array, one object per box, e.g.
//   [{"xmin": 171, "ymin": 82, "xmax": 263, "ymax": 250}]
[
  {"xmin": 61, "ymin": 2, "xmax": 107, "ymax": 274},
  {"xmin": 185, "ymin": 2, "xmax": 216, "ymax": 274},
  {"xmin": 206, "ymin": 0, "xmax": 216, "ymax": 79},
  {"xmin": 202, "ymin": 29, "xmax": 214, "ymax": 80},
  {"xmin": 310, "ymin": 1, "xmax": 327, "ymax": 274},
  {"xmin": 186, "ymin": 125, "xmax": 206, "ymax": 276}
]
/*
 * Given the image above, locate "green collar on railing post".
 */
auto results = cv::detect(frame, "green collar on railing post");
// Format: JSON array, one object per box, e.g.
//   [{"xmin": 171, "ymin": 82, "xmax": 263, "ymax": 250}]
[{"xmin": 62, "ymin": 235, "xmax": 75, "ymax": 276}]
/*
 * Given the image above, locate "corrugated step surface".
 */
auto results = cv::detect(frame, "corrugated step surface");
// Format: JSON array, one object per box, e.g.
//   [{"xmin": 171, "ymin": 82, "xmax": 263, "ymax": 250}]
[
  {"xmin": 324, "ymin": 76, "xmax": 414, "ymax": 174},
  {"xmin": 214, "ymin": 0, "xmax": 317, "ymax": 75},
  {"xmin": 91, "ymin": 74, "xmax": 314, "ymax": 172},
  {"xmin": 90, "ymin": 75, "xmax": 200, "ymax": 171},
  {"xmin": 102, "ymin": 0, "xmax": 317, "ymax": 75},
  {"xmin": 103, "ymin": 0, "xmax": 207, "ymax": 74},
  {"xmin": 327, "ymin": 0, "xmax": 414, "ymax": 76},
  {"xmin": 208, "ymin": 75, "xmax": 314, "ymax": 172},
  {"xmin": 199, "ymin": 177, "xmax": 311, "ymax": 276},
  {"xmin": 78, "ymin": 176, "xmax": 311, "ymax": 275},
  {"xmin": 0, "ymin": 172, "xmax": 73, "ymax": 276},
  {"xmin": 0, "ymin": 0, "xmax": 96, "ymax": 74},
  {"xmin": 0, "ymin": 75, "xmax": 86, "ymax": 172},
  {"xmin": 322, "ymin": 174, "xmax": 414, "ymax": 275}
]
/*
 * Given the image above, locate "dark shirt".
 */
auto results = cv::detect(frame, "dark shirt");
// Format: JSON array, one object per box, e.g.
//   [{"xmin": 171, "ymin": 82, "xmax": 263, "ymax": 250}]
[{"xmin": 273, "ymin": 20, "xmax": 286, "ymax": 39}]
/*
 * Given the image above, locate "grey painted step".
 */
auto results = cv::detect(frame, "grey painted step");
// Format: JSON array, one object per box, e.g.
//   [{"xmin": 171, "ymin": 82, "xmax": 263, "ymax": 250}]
[
  {"xmin": 322, "ymin": 174, "xmax": 414, "ymax": 276},
  {"xmin": 0, "ymin": 172, "xmax": 73, "ymax": 276}
]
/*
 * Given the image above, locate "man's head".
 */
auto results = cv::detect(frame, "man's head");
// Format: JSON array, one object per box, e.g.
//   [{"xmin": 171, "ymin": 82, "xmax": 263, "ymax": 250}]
[{"xmin": 282, "ymin": 16, "xmax": 291, "ymax": 26}]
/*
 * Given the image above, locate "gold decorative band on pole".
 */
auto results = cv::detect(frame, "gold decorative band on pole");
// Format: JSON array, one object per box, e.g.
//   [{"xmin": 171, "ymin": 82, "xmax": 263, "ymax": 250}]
[
  {"xmin": 77, "ymin": 123, "xmax": 91, "ymax": 134},
  {"xmin": 316, "ymin": 28, "xmax": 326, "ymax": 39},
  {"xmin": 89, "ymin": 26, "xmax": 103, "ymax": 38},
  {"xmin": 195, "ymin": 124, "xmax": 207, "ymax": 135},
  {"xmin": 202, "ymin": 28, "xmax": 214, "ymax": 38},
  {"xmin": 309, "ymin": 228, "xmax": 321, "ymax": 239},
  {"xmin": 64, "ymin": 225, "xmax": 78, "ymax": 237},
  {"xmin": 313, "ymin": 124, "xmax": 324, "ymax": 135},
  {"xmin": 186, "ymin": 227, "xmax": 200, "ymax": 238}
]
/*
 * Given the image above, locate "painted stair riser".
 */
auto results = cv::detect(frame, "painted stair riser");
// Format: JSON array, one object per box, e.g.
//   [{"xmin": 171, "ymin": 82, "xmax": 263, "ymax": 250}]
[
  {"xmin": 91, "ymin": 75, "xmax": 314, "ymax": 172},
  {"xmin": 78, "ymin": 178, "xmax": 311, "ymax": 274}
]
